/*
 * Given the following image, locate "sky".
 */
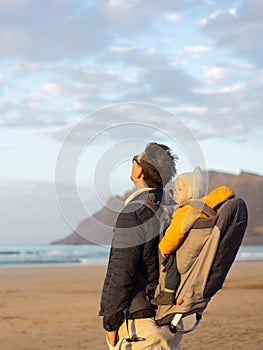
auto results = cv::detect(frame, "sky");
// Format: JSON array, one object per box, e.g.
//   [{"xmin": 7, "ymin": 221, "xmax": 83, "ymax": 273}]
[{"xmin": 0, "ymin": 0, "xmax": 262, "ymax": 245}]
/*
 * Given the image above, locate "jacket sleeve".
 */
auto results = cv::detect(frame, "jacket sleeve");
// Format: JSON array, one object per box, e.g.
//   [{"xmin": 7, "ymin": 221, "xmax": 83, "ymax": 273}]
[
  {"xmin": 100, "ymin": 244, "xmax": 143, "ymax": 330},
  {"xmin": 100, "ymin": 210, "xmax": 145, "ymax": 331},
  {"xmin": 159, "ymin": 205, "xmax": 200, "ymax": 255}
]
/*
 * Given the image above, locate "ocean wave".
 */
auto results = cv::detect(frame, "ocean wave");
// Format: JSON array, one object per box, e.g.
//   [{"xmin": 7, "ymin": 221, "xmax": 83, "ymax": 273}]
[
  {"xmin": 0, "ymin": 244, "xmax": 262, "ymax": 267},
  {"xmin": 0, "ymin": 245, "xmax": 110, "ymax": 267}
]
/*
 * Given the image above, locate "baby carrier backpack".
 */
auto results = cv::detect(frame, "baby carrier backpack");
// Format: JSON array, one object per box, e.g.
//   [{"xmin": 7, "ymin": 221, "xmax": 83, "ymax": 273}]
[{"xmin": 154, "ymin": 196, "xmax": 248, "ymax": 333}]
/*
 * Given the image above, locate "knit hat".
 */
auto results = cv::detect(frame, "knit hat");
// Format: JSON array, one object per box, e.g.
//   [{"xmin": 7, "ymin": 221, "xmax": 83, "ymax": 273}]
[{"xmin": 178, "ymin": 166, "xmax": 207, "ymax": 200}]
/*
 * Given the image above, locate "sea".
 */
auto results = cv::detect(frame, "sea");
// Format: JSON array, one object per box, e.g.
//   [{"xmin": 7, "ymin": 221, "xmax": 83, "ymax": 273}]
[{"xmin": 0, "ymin": 244, "xmax": 262, "ymax": 268}]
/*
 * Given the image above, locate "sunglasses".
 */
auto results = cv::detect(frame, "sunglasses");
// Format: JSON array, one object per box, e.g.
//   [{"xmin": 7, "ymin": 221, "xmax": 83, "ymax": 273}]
[{"xmin": 132, "ymin": 155, "xmax": 141, "ymax": 166}]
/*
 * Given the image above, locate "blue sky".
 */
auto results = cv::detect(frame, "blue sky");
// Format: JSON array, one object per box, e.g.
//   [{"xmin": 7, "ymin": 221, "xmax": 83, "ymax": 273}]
[{"xmin": 0, "ymin": 0, "xmax": 262, "ymax": 245}]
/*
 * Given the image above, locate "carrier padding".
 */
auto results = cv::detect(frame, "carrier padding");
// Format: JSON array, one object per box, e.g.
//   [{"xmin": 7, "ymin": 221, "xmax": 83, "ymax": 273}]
[
  {"xmin": 155, "ymin": 224, "xmax": 220, "ymax": 325},
  {"xmin": 204, "ymin": 197, "xmax": 248, "ymax": 298}
]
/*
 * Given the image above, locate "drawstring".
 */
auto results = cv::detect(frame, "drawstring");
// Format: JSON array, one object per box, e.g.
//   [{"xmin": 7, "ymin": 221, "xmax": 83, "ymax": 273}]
[{"xmin": 123, "ymin": 308, "xmax": 146, "ymax": 344}]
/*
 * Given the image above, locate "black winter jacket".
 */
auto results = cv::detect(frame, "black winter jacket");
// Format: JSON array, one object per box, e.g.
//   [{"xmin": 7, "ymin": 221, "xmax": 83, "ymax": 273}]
[{"xmin": 99, "ymin": 189, "xmax": 163, "ymax": 331}]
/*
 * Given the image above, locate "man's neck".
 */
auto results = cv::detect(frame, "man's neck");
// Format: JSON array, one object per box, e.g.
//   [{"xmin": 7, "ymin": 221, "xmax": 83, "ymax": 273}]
[
  {"xmin": 125, "ymin": 187, "xmax": 155, "ymax": 205},
  {"xmin": 135, "ymin": 179, "xmax": 147, "ymax": 190}
]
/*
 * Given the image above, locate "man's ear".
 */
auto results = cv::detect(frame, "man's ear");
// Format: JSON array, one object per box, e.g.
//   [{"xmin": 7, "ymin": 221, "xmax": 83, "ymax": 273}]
[
  {"xmin": 133, "ymin": 167, "xmax": 143, "ymax": 181},
  {"xmin": 138, "ymin": 169, "xmax": 143, "ymax": 179}
]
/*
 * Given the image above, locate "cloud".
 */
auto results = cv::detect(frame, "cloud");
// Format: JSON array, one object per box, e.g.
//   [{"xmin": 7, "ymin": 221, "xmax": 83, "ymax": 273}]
[
  {"xmin": 0, "ymin": 1, "xmax": 109, "ymax": 60},
  {"xmin": 165, "ymin": 12, "xmax": 181, "ymax": 22},
  {"xmin": 0, "ymin": 0, "xmax": 262, "ymax": 146},
  {"xmin": 138, "ymin": 67, "xmax": 200, "ymax": 102},
  {"xmin": 1, "ymin": 54, "xmax": 260, "ymax": 145},
  {"xmin": 0, "ymin": 0, "xmax": 186, "ymax": 61},
  {"xmin": 218, "ymin": 83, "xmax": 245, "ymax": 94},
  {"xmin": 0, "ymin": 73, "xmax": 8, "ymax": 92},
  {"xmin": 43, "ymin": 82, "xmax": 64, "ymax": 95},
  {"xmin": 201, "ymin": 0, "xmax": 263, "ymax": 66},
  {"xmin": 183, "ymin": 45, "xmax": 211, "ymax": 55},
  {"xmin": 100, "ymin": 47, "xmax": 202, "ymax": 101},
  {"xmin": 110, "ymin": 47, "xmax": 132, "ymax": 53},
  {"xmin": 15, "ymin": 62, "xmax": 42, "ymax": 75},
  {"xmin": 204, "ymin": 66, "xmax": 230, "ymax": 83},
  {"xmin": 0, "ymin": 94, "xmax": 73, "ymax": 128},
  {"xmin": 42, "ymin": 80, "xmax": 90, "ymax": 96}
]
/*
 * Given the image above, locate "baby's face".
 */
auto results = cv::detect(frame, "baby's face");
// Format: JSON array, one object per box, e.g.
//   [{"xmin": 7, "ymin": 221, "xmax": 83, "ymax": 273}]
[{"xmin": 174, "ymin": 178, "xmax": 188, "ymax": 204}]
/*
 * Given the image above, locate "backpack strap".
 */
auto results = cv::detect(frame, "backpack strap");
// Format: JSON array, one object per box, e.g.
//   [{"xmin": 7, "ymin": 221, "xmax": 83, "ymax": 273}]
[
  {"xmin": 131, "ymin": 200, "xmax": 162, "ymax": 221},
  {"xmin": 180, "ymin": 200, "xmax": 217, "ymax": 218},
  {"xmin": 131, "ymin": 200, "xmax": 173, "ymax": 238},
  {"xmin": 169, "ymin": 312, "xmax": 202, "ymax": 334}
]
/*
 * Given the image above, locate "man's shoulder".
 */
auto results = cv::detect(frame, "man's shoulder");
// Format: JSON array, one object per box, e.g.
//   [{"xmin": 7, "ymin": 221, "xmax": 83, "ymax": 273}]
[
  {"xmin": 118, "ymin": 199, "xmax": 156, "ymax": 222},
  {"xmin": 115, "ymin": 197, "xmax": 161, "ymax": 231},
  {"xmin": 124, "ymin": 189, "xmax": 162, "ymax": 212}
]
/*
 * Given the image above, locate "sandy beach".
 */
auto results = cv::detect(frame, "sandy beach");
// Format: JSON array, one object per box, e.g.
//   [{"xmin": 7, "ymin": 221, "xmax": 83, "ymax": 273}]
[{"xmin": 0, "ymin": 261, "xmax": 262, "ymax": 350}]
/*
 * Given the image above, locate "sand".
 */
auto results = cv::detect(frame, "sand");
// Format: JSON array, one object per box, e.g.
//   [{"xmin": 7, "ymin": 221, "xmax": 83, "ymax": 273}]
[{"xmin": 0, "ymin": 261, "xmax": 262, "ymax": 350}]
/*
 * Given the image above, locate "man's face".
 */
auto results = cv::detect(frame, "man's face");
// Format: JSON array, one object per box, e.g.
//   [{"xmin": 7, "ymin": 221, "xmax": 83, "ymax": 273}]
[{"xmin": 131, "ymin": 153, "xmax": 143, "ymax": 183}]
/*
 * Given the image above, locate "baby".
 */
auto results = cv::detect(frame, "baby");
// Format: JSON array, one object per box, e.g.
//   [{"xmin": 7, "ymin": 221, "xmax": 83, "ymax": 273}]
[{"xmin": 151, "ymin": 167, "xmax": 234, "ymax": 305}]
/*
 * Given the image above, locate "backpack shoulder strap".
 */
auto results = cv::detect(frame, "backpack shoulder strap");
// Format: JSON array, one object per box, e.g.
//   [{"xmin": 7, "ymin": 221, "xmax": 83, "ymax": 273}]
[
  {"xmin": 180, "ymin": 200, "xmax": 217, "ymax": 217},
  {"xmin": 131, "ymin": 200, "xmax": 161, "ymax": 220},
  {"xmin": 131, "ymin": 200, "xmax": 173, "ymax": 238}
]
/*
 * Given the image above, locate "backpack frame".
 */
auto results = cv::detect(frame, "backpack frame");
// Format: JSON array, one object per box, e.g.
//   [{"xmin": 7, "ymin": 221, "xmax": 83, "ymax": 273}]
[{"xmin": 154, "ymin": 197, "xmax": 248, "ymax": 333}]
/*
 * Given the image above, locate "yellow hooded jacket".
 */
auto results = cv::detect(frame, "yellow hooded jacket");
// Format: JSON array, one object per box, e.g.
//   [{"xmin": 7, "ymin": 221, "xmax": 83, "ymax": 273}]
[{"xmin": 159, "ymin": 186, "xmax": 235, "ymax": 255}]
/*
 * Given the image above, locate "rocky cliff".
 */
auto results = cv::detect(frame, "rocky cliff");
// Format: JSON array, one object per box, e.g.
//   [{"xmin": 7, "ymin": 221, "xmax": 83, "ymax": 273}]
[{"xmin": 52, "ymin": 170, "xmax": 263, "ymax": 245}]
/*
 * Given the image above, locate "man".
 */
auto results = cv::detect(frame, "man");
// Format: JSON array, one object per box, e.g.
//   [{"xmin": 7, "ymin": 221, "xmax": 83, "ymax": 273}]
[{"xmin": 100, "ymin": 142, "xmax": 182, "ymax": 349}]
